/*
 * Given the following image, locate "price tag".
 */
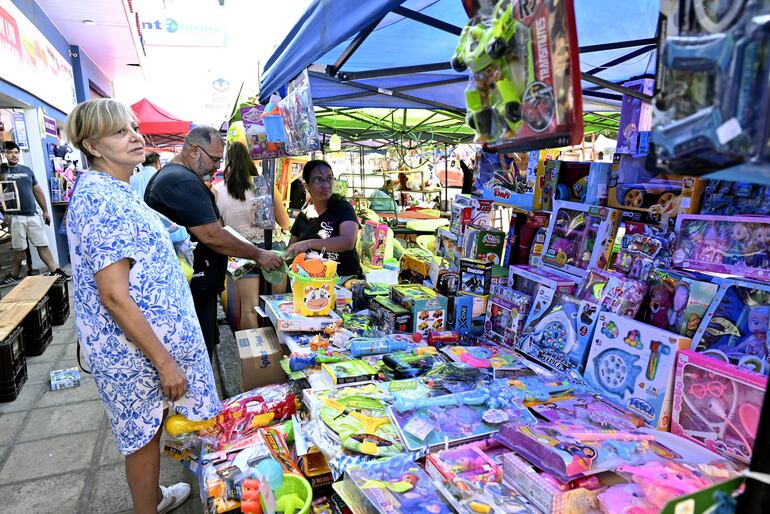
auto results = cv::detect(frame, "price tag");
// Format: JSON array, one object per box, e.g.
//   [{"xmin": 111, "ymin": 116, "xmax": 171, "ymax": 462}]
[
  {"xmin": 717, "ymin": 118, "xmax": 742, "ymax": 145},
  {"xmin": 404, "ymin": 417, "xmax": 435, "ymax": 441}
]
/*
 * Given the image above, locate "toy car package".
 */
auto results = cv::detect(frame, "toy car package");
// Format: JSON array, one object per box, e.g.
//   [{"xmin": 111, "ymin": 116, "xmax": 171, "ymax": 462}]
[{"xmin": 453, "ymin": 0, "xmax": 584, "ymax": 151}]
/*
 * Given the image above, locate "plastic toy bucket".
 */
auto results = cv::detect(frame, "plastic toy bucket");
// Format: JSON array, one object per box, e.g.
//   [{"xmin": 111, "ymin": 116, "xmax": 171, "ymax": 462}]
[
  {"xmin": 275, "ymin": 473, "xmax": 312, "ymax": 514},
  {"xmin": 288, "ymin": 271, "xmax": 338, "ymax": 316}
]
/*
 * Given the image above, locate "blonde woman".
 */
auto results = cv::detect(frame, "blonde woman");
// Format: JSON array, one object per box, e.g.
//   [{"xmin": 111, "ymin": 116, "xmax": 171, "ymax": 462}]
[{"xmin": 64, "ymin": 99, "xmax": 220, "ymax": 514}]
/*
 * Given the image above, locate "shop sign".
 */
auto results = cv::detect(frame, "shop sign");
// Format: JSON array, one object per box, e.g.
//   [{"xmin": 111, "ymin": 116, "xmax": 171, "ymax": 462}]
[
  {"xmin": 139, "ymin": 8, "xmax": 227, "ymax": 47},
  {"xmin": 42, "ymin": 114, "xmax": 57, "ymax": 138},
  {"xmin": 12, "ymin": 112, "xmax": 27, "ymax": 149},
  {"xmin": 0, "ymin": 1, "xmax": 76, "ymax": 113}
]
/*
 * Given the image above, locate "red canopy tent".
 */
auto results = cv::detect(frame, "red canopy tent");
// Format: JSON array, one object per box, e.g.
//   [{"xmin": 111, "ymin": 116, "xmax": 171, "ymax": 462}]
[{"xmin": 131, "ymin": 98, "xmax": 191, "ymax": 147}]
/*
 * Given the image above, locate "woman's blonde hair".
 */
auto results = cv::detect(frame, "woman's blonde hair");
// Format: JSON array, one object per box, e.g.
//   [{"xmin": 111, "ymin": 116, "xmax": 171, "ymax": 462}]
[{"xmin": 63, "ymin": 99, "xmax": 138, "ymax": 161}]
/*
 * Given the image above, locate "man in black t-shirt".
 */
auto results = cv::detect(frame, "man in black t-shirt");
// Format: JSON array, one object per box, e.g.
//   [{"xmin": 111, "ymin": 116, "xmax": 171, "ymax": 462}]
[{"xmin": 145, "ymin": 127, "xmax": 281, "ymax": 358}]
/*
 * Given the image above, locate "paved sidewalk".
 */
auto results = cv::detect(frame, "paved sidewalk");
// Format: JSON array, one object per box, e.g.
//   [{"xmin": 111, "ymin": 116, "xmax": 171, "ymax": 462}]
[{"xmin": 0, "ymin": 312, "xmax": 205, "ymax": 513}]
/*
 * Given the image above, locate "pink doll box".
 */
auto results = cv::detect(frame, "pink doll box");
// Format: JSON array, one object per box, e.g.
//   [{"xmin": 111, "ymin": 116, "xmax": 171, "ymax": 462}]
[
  {"xmin": 671, "ymin": 350, "xmax": 767, "ymax": 464},
  {"xmin": 584, "ymin": 312, "xmax": 691, "ymax": 430},
  {"xmin": 508, "ymin": 264, "xmax": 579, "ymax": 298},
  {"xmin": 673, "ymin": 214, "xmax": 770, "ymax": 283},
  {"xmin": 541, "ymin": 200, "xmax": 620, "ymax": 278},
  {"xmin": 425, "ymin": 444, "xmax": 502, "ymax": 486},
  {"xmin": 501, "ymin": 451, "xmax": 607, "ymax": 514},
  {"xmin": 360, "ymin": 221, "xmax": 389, "ymax": 268}
]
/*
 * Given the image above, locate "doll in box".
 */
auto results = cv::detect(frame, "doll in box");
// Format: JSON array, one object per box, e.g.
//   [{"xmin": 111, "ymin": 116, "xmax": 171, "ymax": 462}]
[
  {"xmin": 667, "ymin": 282, "xmax": 690, "ymax": 333},
  {"xmin": 647, "ymin": 281, "xmax": 674, "ymax": 329},
  {"xmin": 749, "ymin": 225, "xmax": 770, "ymax": 269}
]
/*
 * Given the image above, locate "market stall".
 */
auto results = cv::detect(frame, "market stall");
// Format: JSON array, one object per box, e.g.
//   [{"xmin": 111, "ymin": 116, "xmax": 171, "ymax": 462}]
[
  {"xmin": 157, "ymin": 1, "xmax": 770, "ymax": 513},
  {"xmin": 130, "ymin": 98, "xmax": 192, "ymax": 148}
]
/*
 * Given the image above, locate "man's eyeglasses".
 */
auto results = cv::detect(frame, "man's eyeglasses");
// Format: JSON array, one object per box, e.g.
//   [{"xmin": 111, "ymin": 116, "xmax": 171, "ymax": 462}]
[
  {"xmin": 194, "ymin": 145, "xmax": 223, "ymax": 164},
  {"xmin": 308, "ymin": 176, "xmax": 334, "ymax": 186}
]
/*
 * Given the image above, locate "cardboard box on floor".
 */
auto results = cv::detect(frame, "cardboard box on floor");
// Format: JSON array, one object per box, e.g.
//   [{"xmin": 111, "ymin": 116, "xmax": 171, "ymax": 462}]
[{"xmin": 235, "ymin": 327, "xmax": 285, "ymax": 391}]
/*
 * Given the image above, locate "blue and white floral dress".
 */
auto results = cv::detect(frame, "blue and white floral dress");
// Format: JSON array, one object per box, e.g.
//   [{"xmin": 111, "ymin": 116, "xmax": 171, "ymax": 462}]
[{"xmin": 67, "ymin": 171, "xmax": 221, "ymax": 455}]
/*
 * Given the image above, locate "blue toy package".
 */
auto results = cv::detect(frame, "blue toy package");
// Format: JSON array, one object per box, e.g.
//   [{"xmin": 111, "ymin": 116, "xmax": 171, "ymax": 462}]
[
  {"xmin": 473, "ymin": 150, "xmax": 534, "ymax": 208},
  {"xmin": 584, "ymin": 312, "xmax": 691, "ymax": 430},
  {"xmin": 584, "ymin": 162, "xmax": 611, "ymax": 206},
  {"xmin": 690, "ymin": 278, "xmax": 770, "ymax": 376},
  {"xmin": 344, "ymin": 454, "xmax": 452, "ymax": 514},
  {"xmin": 516, "ymin": 293, "xmax": 600, "ymax": 374}
]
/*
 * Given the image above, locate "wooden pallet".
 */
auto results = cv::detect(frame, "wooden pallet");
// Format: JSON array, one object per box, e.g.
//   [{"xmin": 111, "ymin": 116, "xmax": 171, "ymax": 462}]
[
  {"xmin": 0, "ymin": 276, "xmax": 58, "ymax": 341},
  {"xmin": 2, "ymin": 276, "xmax": 57, "ymax": 303}
]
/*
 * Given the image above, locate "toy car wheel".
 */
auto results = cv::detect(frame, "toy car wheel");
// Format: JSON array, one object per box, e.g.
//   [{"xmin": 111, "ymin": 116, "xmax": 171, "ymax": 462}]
[
  {"xmin": 657, "ymin": 192, "xmax": 675, "ymax": 210},
  {"xmin": 475, "ymin": 108, "xmax": 494, "ymax": 136},
  {"xmin": 451, "ymin": 56, "xmax": 466, "ymax": 73},
  {"xmin": 623, "ymin": 189, "xmax": 646, "ymax": 208},
  {"xmin": 487, "ymin": 38, "xmax": 507, "ymax": 59},
  {"xmin": 504, "ymin": 101, "xmax": 521, "ymax": 123}
]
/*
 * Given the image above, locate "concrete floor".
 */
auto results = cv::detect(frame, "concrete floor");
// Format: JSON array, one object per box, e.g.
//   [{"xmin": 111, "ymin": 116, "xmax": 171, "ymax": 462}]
[{"xmin": 0, "ymin": 300, "xmax": 216, "ymax": 513}]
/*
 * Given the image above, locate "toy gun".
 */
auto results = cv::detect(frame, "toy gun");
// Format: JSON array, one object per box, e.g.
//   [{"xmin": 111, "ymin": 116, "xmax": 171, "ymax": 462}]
[
  {"xmin": 350, "ymin": 337, "xmax": 409, "ymax": 357},
  {"xmin": 289, "ymin": 352, "xmax": 344, "ymax": 372},
  {"xmin": 393, "ymin": 389, "xmax": 489, "ymax": 413}
]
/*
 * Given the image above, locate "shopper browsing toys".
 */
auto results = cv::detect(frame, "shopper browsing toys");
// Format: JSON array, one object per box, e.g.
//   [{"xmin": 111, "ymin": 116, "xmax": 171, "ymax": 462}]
[
  {"xmin": 145, "ymin": 127, "xmax": 282, "ymax": 358},
  {"xmin": 0, "ymin": 141, "xmax": 69, "ymax": 284},
  {"xmin": 285, "ymin": 160, "xmax": 362, "ymax": 278},
  {"xmin": 63, "ymin": 99, "xmax": 221, "ymax": 514}
]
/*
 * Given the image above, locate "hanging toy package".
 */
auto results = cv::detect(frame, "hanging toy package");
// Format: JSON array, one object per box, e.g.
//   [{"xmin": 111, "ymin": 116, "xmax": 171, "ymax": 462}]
[
  {"xmin": 278, "ymin": 69, "xmax": 321, "ymax": 155},
  {"xmin": 651, "ymin": 0, "xmax": 770, "ymax": 174},
  {"xmin": 250, "ymin": 175, "xmax": 276, "ymax": 229},
  {"xmin": 453, "ymin": 0, "xmax": 584, "ymax": 151}
]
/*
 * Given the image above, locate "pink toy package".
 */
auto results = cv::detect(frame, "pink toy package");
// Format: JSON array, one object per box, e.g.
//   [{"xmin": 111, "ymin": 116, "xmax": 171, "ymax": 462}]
[
  {"xmin": 671, "ymin": 350, "xmax": 767, "ymax": 464},
  {"xmin": 425, "ymin": 443, "xmax": 501, "ymax": 486},
  {"xmin": 673, "ymin": 214, "xmax": 770, "ymax": 283}
]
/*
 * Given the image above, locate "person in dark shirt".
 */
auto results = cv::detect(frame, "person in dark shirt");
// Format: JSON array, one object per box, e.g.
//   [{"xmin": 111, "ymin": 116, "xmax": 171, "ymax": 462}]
[
  {"xmin": 286, "ymin": 160, "xmax": 361, "ymax": 278},
  {"xmin": 1, "ymin": 141, "xmax": 68, "ymax": 284},
  {"xmin": 145, "ymin": 127, "xmax": 281, "ymax": 358}
]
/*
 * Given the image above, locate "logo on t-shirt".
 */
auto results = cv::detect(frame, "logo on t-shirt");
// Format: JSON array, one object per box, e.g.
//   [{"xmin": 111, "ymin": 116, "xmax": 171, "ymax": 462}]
[{"xmin": 317, "ymin": 221, "xmax": 333, "ymax": 240}]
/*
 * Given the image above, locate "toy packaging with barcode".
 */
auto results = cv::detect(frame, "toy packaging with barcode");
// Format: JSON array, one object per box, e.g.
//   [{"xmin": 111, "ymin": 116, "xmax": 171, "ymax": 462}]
[
  {"xmin": 483, "ymin": 284, "xmax": 531, "ymax": 347},
  {"xmin": 461, "ymin": 226, "xmax": 506, "ymax": 265},
  {"xmin": 450, "ymin": 194, "xmax": 494, "ymax": 235},
  {"xmin": 508, "ymin": 264, "xmax": 578, "ymax": 297},
  {"xmin": 690, "ymin": 278, "xmax": 770, "ymax": 376},
  {"xmin": 460, "ymin": 258, "xmax": 493, "ymax": 296},
  {"xmin": 516, "ymin": 293, "xmax": 600, "ymax": 374},
  {"xmin": 452, "ymin": 0, "xmax": 584, "ymax": 151},
  {"xmin": 671, "ymin": 350, "xmax": 767, "ymax": 464},
  {"xmin": 541, "ymin": 200, "xmax": 620, "ymax": 278},
  {"xmin": 583, "ymin": 312, "xmax": 691, "ymax": 429},
  {"xmin": 673, "ymin": 214, "xmax": 770, "ymax": 282},
  {"xmin": 360, "ymin": 220, "xmax": 388, "ymax": 268}
]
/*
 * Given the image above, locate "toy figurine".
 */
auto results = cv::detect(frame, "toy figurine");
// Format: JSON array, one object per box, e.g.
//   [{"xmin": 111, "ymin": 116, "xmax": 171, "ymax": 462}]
[
  {"xmin": 750, "ymin": 225, "xmax": 770, "ymax": 269},
  {"xmin": 733, "ymin": 305, "xmax": 770, "ymax": 362},
  {"xmin": 646, "ymin": 283, "xmax": 674, "ymax": 329},
  {"xmin": 667, "ymin": 282, "xmax": 690, "ymax": 333},
  {"xmin": 725, "ymin": 224, "xmax": 751, "ymax": 265}
]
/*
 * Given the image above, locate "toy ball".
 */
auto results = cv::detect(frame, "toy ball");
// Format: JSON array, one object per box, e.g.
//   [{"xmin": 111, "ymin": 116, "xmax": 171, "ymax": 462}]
[
  {"xmin": 412, "ymin": 333, "xmax": 423, "ymax": 343},
  {"xmin": 227, "ymin": 121, "xmax": 248, "ymax": 147}
]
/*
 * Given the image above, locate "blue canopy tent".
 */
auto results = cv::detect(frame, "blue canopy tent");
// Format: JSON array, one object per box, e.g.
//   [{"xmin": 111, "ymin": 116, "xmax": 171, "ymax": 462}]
[{"xmin": 259, "ymin": 0, "xmax": 660, "ymax": 113}]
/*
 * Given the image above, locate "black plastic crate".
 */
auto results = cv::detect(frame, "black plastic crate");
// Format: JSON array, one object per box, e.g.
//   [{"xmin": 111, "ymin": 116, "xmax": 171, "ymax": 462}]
[
  {"xmin": 24, "ymin": 325, "xmax": 52, "ymax": 357},
  {"xmin": 0, "ymin": 326, "xmax": 24, "ymax": 383},
  {"xmin": 0, "ymin": 361, "xmax": 28, "ymax": 403},
  {"xmin": 22, "ymin": 297, "xmax": 51, "ymax": 345},
  {"xmin": 51, "ymin": 302, "xmax": 70, "ymax": 326},
  {"xmin": 48, "ymin": 276, "xmax": 69, "ymax": 312}
]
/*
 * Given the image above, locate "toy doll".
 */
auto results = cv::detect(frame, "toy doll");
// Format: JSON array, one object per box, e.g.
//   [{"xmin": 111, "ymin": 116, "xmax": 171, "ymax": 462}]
[
  {"xmin": 667, "ymin": 282, "xmax": 690, "ymax": 333},
  {"xmin": 725, "ymin": 223, "xmax": 751, "ymax": 265},
  {"xmin": 700, "ymin": 225, "xmax": 722, "ymax": 264},
  {"xmin": 733, "ymin": 305, "xmax": 770, "ymax": 362},
  {"xmin": 647, "ymin": 283, "xmax": 674, "ymax": 329},
  {"xmin": 749, "ymin": 225, "xmax": 770, "ymax": 269}
]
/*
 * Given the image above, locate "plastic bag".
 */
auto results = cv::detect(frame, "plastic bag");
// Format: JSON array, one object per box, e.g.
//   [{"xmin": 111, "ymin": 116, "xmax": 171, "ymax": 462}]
[{"xmin": 278, "ymin": 70, "xmax": 321, "ymax": 155}]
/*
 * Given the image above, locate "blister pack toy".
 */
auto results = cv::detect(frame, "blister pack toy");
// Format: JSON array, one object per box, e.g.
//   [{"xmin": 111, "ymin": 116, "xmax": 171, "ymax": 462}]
[
  {"xmin": 690, "ymin": 278, "xmax": 770, "ymax": 375},
  {"xmin": 576, "ymin": 268, "xmax": 649, "ymax": 319},
  {"xmin": 673, "ymin": 214, "xmax": 770, "ymax": 282},
  {"xmin": 517, "ymin": 293, "xmax": 600, "ymax": 374},
  {"xmin": 652, "ymin": 4, "xmax": 770, "ymax": 173},
  {"xmin": 453, "ymin": 0, "xmax": 584, "ymax": 151},
  {"xmin": 389, "ymin": 386, "xmax": 524, "ymax": 452},
  {"xmin": 584, "ymin": 312, "xmax": 691, "ymax": 429},
  {"xmin": 612, "ymin": 229, "xmax": 675, "ymax": 281},
  {"xmin": 530, "ymin": 394, "xmax": 643, "ymax": 431},
  {"xmin": 315, "ymin": 383, "xmax": 404, "ymax": 457},
  {"xmin": 541, "ymin": 201, "xmax": 620, "ymax": 278},
  {"xmin": 381, "ymin": 349, "xmax": 444, "ymax": 379},
  {"xmin": 484, "ymin": 284, "xmax": 531, "ymax": 347},
  {"xmin": 342, "ymin": 454, "xmax": 451, "ymax": 514},
  {"xmin": 672, "ymin": 350, "xmax": 767, "ymax": 464},
  {"xmin": 639, "ymin": 269, "xmax": 718, "ymax": 338},
  {"xmin": 702, "ymin": 179, "xmax": 770, "ymax": 215},
  {"xmin": 278, "ymin": 70, "xmax": 320, "ymax": 155},
  {"xmin": 441, "ymin": 344, "xmax": 520, "ymax": 369}
]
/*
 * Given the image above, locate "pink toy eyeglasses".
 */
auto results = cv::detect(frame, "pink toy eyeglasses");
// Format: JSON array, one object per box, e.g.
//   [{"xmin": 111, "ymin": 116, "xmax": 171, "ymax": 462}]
[{"xmin": 688, "ymin": 380, "xmax": 728, "ymax": 400}]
